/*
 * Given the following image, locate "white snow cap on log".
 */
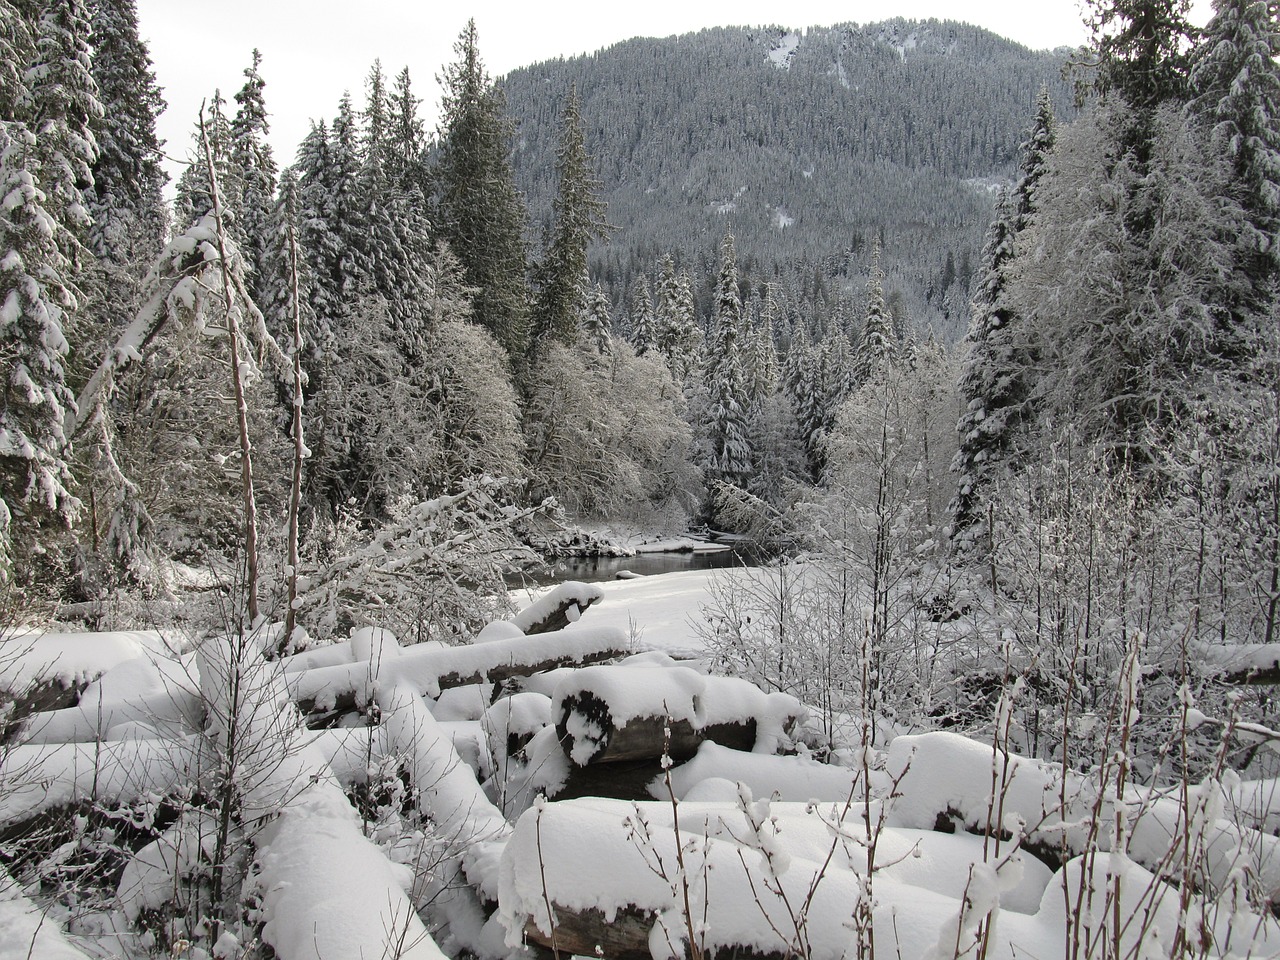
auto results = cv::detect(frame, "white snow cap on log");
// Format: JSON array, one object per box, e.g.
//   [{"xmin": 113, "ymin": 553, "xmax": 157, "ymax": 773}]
[
  {"xmin": 509, "ymin": 581, "xmax": 605, "ymax": 633},
  {"xmin": 255, "ymin": 744, "xmax": 448, "ymax": 960},
  {"xmin": 551, "ymin": 665, "xmax": 805, "ymax": 749}
]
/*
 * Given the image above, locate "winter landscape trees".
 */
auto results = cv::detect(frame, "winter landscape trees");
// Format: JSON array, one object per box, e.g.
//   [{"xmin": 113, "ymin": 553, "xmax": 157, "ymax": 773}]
[{"xmin": 4, "ymin": 0, "xmax": 1280, "ymax": 957}]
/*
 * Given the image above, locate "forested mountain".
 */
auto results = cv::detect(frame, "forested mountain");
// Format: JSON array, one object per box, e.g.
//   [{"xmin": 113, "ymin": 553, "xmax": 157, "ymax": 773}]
[{"xmin": 503, "ymin": 20, "xmax": 1077, "ymax": 339}]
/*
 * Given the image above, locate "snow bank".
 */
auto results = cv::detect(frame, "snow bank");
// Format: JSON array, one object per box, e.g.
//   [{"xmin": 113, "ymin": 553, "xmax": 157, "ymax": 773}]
[
  {"xmin": 667, "ymin": 742, "xmax": 862, "ymax": 802},
  {"xmin": 379, "ymin": 682, "xmax": 510, "ymax": 899},
  {"xmin": 888, "ymin": 731, "xmax": 1280, "ymax": 902},
  {"xmin": 254, "ymin": 744, "xmax": 447, "ymax": 960},
  {"xmin": 0, "ymin": 865, "xmax": 91, "ymax": 959},
  {"xmin": 17, "ymin": 652, "xmax": 201, "ymax": 744},
  {"xmin": 0, "ymin": 630, "xmax": 173, "ymax": 694},
  {"xmin": 0, "ymin": 737, "xmax": 199, "ymax": 826},
  {"xmin": 498, "ymin": 797, "xmax": 1052, "ymax": 960}
]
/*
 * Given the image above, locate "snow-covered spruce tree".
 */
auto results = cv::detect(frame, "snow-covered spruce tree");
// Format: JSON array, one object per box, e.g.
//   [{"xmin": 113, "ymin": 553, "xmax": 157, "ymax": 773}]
[
  {"xmin": 851, "ymin": 240, "xmax": 896, "ymax": 389},
  {"xmin": 0, "ymin": 125, "xmax": 81, "ymax": 592},
  {"xmin": 949, "ymin": 96, "xmax": 1056, "ymax": 555},
  {"xmin": 84, "ymin": 0, "xmax": 165, "ymax": 268},
  {"xmin": 386, "ymin": 65, "xmax": 430, "ymax": 201},
  {"xmin": 27, "ymin": 0, "xmax": 100, "ymax": 250},
  {"xmin": 229, "ymin": 49, "xmax": 277, "ymax": 310},
  {"xmin": 1081, "ymin": 0, "xmax": 1195, "ymax": 113},
  {"xmin": 173, "ymin": 88, "xmax": 234, "ymax": 230},
  {"xmin": 700, "ymin": 231, "xmax": 753, "ymax": 496},
  {"xmin": 582, "ymin": 280, "xmax": 613, "ymax": 355},
  {"xmin": 0, "ymin": 0, "xmax": 101, "ymax": 597},
  {"xmin": 742, "ymin": 285, "xmax": 779, "ymax": 413},
  {"xmin": 530, "ymin": 83, "xmax": 608, "ymax": 352},
  {"xmin": 628, "ymin": 272, "xmax": 655, "ymax": 355},
  {"xmin": 434, "ymin": 19, "xmax": 530, "ymax": 363},
  {"xmin": 1016, "ymin": 101, "xmax": 1241, "ymax": 472},
  {"xmin": 669, "ymin": 268, "xmax": 702, "ymax": 387},
  {"xmin": 1187, "ymin": 0, "xmax": 1280, "ymax": 340}
]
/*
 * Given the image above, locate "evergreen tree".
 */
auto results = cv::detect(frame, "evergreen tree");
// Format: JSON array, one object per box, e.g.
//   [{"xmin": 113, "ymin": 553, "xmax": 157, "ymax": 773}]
[
  {"xmin": 950, "ymin": 96, "xmax": 1055, "ymax": 550},
  {"xmin": 28, "ymin": 0, "xmax": 100, "ymax": 249},
  {"xmin": 85, "ymin": 0, "xmax": 165, "ymax": 266},
  {"xmin": 701, "ymin": 232, "xmax": 753, "ymax": 490},
  {"xmin": 0, "ymin": 1, "xmax": 35, "ymax": 121},
  {"xmin": 1082, "ymin": 0, "xmax": 1195, "ymax": 110},
  {"xmin": 852, "ymin": 241, "xmax": 896, "ymax": 386},
  {"xmin": 362, "ymin": 59, "xmax": 388, "ymax": 165},
  {"xmin": 387, "ymin": 66, "xmax": 428, "ymax": 199},
  {"xmin": 628, "ymin": 273, "xmax": 654, "ymax": 355},
  {"xmin": 582, "ymin": 281, "xmax": 613, "ymax": 355},
  {"xmin": 1188, "ymin": 0, "xmax": 1280, "ymax": 303},
  {"xmin": 230, "ymin": 49, "xmax": 277, "ymax": 306},
  {"xmin": 531, "ymin": 84, "xmax": 608, "ymax": 350},
  {"xmin": 434, "ymin": 20, "xmax": 529, "ymax": 362},
  {"xmin": 0, "ymin": 126, "xmax": 80, "ymax": 571},
  {"xmin": 174, "ymin": 89, "xmax": 233, "ymax": 229}
]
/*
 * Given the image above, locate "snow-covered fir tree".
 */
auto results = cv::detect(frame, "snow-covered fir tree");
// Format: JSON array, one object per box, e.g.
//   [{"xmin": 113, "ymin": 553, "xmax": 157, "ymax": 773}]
[
  {"xmin": 949, "ymin": 93, "xmax": 1055, "ymax": 551},
  {"xmin": 1187, "ymin": 0, "xmax": 1280, "ymax": 332},
  {"xmin": 627, "ymin": 273, "xmax": 654, "ymax": 355},
  {"xmin": 530, "ymin": 84, "xmax": 608, "ymax": 351},
  {"xmin": 434, "ymin": 20, "xmax": 529, "ymax": 362},
  {"xmin": 582, "ymin": 281, "xmax": 613, "ymax": 355},
  {"xmin": 229, "ymin": 49, "xmax": 277, "ymax": 308},
  {"xmin": 84, "ymin": 0, "xmax": 165, "ymax": 267},
  {"xmin": 700, "ymin": 231, "xmax": 753, "ymax": 491}
]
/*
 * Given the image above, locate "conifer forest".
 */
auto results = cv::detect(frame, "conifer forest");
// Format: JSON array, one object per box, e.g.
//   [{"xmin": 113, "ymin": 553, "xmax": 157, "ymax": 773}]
[{"xmin": 4, "ymin": 1, "xmax": 1280, "ymax": 958}]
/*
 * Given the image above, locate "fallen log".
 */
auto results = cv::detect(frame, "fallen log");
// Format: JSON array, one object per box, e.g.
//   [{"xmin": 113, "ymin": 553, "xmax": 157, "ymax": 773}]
[
  {"xmin": 499, "ymin": 797, "xmax": 1047, "ymax": 960},
  {"xmin": 508, "ymin": 581, "xmax": 605, "ymax": 635},
  {"xmin": 556, "ymin": 690, "xmax": 756, "ymax": 765},
  {"xmin": 548, "ymin": 757, "xmax": 665, "ymax": 802},
  {"xmin": 522, "ymin": 904, "xmax": 655, "ymax": 960},
  {"xmin": 1, "ymin": 630, "xmax": 172, "ymax": 741},
  {"xmin": 287, "ymin": 626, "xmax": 628, "ymax": 724},
  {"xmin": 551, "ymin": 666, "xmax": 803, "ymax": 767}
]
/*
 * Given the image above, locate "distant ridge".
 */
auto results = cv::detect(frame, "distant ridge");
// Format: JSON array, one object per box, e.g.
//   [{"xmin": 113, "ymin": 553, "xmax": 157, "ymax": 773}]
[{"xmin": 501, "ymin": 20, "xmax": 1075, "ymax": 338}]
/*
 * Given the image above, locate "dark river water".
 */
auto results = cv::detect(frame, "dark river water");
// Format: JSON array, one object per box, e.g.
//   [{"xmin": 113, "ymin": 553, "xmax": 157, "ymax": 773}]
[{"xmin": 514, "ymin": 545, "xmax": 759, "ymax": 586}]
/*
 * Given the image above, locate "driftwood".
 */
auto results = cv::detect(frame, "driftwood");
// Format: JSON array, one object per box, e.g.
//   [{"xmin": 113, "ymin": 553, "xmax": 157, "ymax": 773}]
[
  {"xmin": 0, "ymin": 678, "xmax": 84, "ymax": 742},
  {"xmin": 522, "ymin": 906, "xmax": 779, "ymax": 960},
  {"xmin": 509, "ymin": 582, "xmax": 605, "ymax": 635},
  {"xmin": 548, "ymin": 758, "xmax": 665, "ymax": 802},
  {"xmin": 556, "ymin": 690, "xmax": 757, "ymax": 766},
  {"xmin": 289, "ymin": 628, "xmax": 629, "ymax": 726},
  {"xmin": 523, "ymin": 905, "xmax": 655, "ymax": 960}
]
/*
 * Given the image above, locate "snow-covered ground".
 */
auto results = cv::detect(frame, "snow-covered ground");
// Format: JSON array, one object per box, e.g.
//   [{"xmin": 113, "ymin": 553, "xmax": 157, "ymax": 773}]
[{"xmin": 4, "ymin": 567, "xmax": 1280, "ymax": 960}]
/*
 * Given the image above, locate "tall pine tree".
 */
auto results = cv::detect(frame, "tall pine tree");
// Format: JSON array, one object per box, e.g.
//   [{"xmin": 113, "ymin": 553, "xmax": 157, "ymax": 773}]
[{"xmin": 434, "ymin": 20, "xmax": 529, "ymax": 363}]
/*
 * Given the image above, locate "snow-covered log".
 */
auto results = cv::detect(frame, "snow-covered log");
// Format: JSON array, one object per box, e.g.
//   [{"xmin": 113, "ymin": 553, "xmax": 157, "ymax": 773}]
[
  {"xmin": 0, "ymin": 631, "xmax": 173, "ymax": 739},
  {"xmin": 497, "ymin": 797, "xmax": 1051, "ymax": 960},
  {"xmin": 253, "ymin": 742, "xmax": 448, "ymax": 960},
  {"xmin": 15, "ymin": 653, "xmax": 201, "ymax": 744},
  {"xmin": 378, "ymin": 682, "xmax": 510, "ymax": 901},
  {"xmin": 886, "ymin": 731, "xmax": 1280, "ymax": 900},
  {"xmin": 1196, "ymin": 642, "xmax": 1280, "ymax": 685},
  {"xmin": 551, "ymin": 666, "xmax": 804, "ymax": 766},
  {"xmin": 287, "ymin": 626, "xmax": 629, "ymax": 721},
  {"xmin": 0, "ymin": 736, "xmax": 200, "ymax": 829},
  {"xmin": 509, "ymin": 581, "xmax": 605, "ymax": 635},
  {"xmin": 666, "ymin": 742, "xmax": 866, "ymax": 802}
]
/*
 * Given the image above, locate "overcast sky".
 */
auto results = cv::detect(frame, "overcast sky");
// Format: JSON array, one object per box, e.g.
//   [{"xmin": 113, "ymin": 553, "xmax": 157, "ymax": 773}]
[{"xmin": 135, "ymin": 0, "xmax": 1214, "ymax": 185}]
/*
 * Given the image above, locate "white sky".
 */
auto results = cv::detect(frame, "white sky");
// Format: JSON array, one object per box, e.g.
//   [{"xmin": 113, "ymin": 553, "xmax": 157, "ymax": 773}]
[{"xmin": 136, "ymin": 0, "xmax": 1214, "ymax": 185}]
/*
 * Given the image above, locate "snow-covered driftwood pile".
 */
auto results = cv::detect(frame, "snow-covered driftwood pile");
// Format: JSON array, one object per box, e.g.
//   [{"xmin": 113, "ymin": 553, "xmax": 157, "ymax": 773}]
[{"xmin": 9, "ymin": 576, "xmax": 1280, "ymax": 960}]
